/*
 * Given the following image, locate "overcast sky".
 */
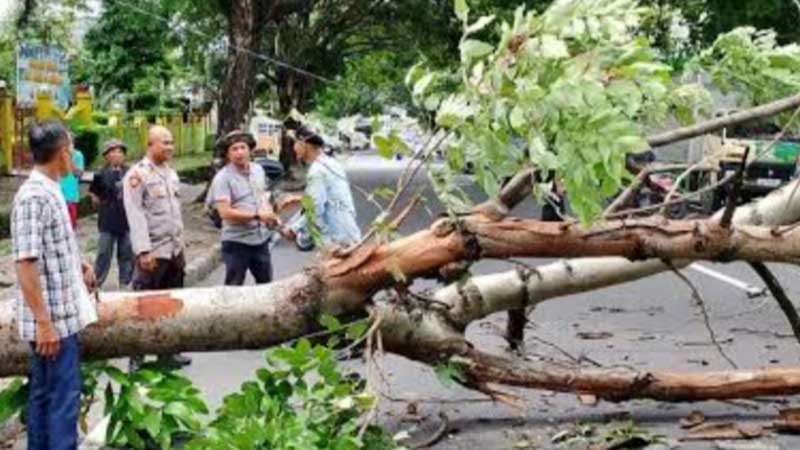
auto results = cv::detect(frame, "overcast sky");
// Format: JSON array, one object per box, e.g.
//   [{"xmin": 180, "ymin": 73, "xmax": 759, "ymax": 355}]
[{"xmin": 0, "ymin": 0, "xmax": 18, "ymax": 25}]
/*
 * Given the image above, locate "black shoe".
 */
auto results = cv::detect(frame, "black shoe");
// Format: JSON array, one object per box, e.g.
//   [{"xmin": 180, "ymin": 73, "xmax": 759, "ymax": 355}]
[
  {"xmin": 157, "ymin": 353, "xmax": 192, "ymax": 368},
  {"xmin": 129, "ymin": 356, "xmax": 144, "ymax": 374}
]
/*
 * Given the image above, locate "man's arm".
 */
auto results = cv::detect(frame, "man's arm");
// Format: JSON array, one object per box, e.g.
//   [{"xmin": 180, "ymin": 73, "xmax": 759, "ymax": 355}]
[
  {"xmin": 11, "ymin": 197, "xmax": 59, "ymax": 358},
  {"xmin": 123, "ymin": 170, "xmax": 156, "ymax": 271},
  {"xmin": 211, "ymin": 172, "xmax": 279, "ymax": 226},
  {"xmin": 291, "ymin": 169, "xmax": 328, "ymax": 235},
  {"xmin": 216, "ymin": 199, "xmax": 276, "ymax": 224},
  {"xmin": 16, "ymin": 260, "xmax": 60, "ymax": 358},
  {"xmin": 73, "ymin": 150, "xmax": 85, "ymax": 179},
  {"xmin": 88, "ymin": 171, "xmax": 103, "ymax": 207}
]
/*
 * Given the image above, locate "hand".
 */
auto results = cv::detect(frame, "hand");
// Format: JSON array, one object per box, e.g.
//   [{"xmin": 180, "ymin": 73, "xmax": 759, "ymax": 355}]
[
  {"xmin": 279, "ymin": 226, "xmax": 296, "ymax": 242},
  {"xmin": 89, "ymin": 194, "xmax": 100, "ymax": 208},
  {"xmin": 35, "ymin": 319, "xmax": 60, "ymax": 360},
  {"xmin": 258, "ymin": 210, "xmax": 281, "ymax": 228},
  {"xmin": 137, "ymin": 253, "xmax": 157, "ymax": 273},
  {"xmin": 81, "ymin": 261, "xmax": 97, "ymax": 293}
]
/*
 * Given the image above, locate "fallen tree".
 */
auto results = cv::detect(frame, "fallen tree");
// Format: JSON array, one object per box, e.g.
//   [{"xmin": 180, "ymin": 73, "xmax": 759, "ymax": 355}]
[
  {"xmin": 6, "ymin": 0, "xmax": 800, "ymax": 408},
  {"xmin": 2, "ymin": 176, "xmax": 800, "ymax": 403}
]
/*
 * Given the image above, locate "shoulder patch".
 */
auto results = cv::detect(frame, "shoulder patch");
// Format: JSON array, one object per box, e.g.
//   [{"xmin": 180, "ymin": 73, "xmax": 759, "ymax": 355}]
[{"xmin": 128, "ymin": 173, "xmax": 142, "ymax": 188}]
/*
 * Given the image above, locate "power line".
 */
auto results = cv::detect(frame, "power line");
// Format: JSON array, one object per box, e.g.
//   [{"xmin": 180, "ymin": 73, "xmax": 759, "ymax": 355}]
[{"xmin": 112, "ymin": 0, "xmax": 335, "ymax": 84}]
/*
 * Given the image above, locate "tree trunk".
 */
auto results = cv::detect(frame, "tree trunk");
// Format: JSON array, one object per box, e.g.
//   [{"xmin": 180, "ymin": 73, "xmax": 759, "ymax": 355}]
[
  {"xmin": 216, "ymin": 0, "xmax": 267, "ymax": 139},
  {"xmin": 4, "ymin": 180, "xmax": 800, "ymax": 405},
  {"xmin": 276, "ymin": 67, "xmax": 312, "ymax": 114}
]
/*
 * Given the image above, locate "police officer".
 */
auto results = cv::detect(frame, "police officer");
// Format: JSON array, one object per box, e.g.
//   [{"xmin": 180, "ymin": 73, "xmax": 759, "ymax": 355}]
[{"xmin": 123, "ymin": 125, "xmax": 191, "ymax": 371}]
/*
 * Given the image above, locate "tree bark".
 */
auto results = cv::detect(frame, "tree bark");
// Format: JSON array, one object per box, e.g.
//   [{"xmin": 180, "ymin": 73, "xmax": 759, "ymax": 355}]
[
  {"xmin": 217, "ymin": 0, "xmax": 269, "ymax": 139},
  {"xmin": 276, "ymin": 67, "xmax": 313, "ymax": 114},
  {"xmin": 3, "ymin": 180, "xmax": 800, "ymax": 387},
  {"xmin": 647, "ymin": 93, "xmax": 800, "ymax": 148}
]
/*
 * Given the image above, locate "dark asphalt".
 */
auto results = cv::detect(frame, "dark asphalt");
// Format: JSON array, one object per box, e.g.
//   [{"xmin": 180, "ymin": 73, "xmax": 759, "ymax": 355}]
[{"xmin": 185, "ymin": 152, "xmax": 800, "ymax": 450}]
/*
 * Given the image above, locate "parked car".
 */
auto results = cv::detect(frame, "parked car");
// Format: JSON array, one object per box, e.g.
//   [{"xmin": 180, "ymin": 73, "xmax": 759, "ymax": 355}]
[{"xmin": 690, "ymin": 110, "xmax": 800, "ymax": 211}]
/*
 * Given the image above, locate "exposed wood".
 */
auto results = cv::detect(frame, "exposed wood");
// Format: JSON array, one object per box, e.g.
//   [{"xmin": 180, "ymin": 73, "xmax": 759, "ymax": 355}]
[{"xmin": 458, "ymin": 347, "xmax": 800, "ymax": 402}]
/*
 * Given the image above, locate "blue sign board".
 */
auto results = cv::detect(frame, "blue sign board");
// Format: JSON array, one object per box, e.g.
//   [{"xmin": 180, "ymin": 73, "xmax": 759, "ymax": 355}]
[{"xmin": 16, "ymin": 44, "xmax": 71, "ymax": 109}]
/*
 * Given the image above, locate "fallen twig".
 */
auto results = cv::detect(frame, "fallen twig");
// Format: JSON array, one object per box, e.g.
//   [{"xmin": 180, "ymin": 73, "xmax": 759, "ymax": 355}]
[
  {"xmin": 411, "ymin": 412, "xmax": 450, "ymax": 449},
  {"xmin": 607, "ymin": 172, "xmax": 735, "ymax": 219},
  {"xmin": 748, "ymin": 262, "xmax": 800, "ymax": 346},
  {"xmin": 669, "ymin": 266, "xmax": 738, "ymax": 369}
]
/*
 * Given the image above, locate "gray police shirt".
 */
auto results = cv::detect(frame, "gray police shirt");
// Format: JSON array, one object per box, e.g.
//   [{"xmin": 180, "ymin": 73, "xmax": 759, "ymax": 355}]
[{"xmin": 210, "ymin": 162, "xmax": 273, "ymax": 246}]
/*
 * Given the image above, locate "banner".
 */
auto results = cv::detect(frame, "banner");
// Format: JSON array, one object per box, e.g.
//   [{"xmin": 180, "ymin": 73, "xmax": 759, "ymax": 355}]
[{"xmin": 16, "ymin": 43, "xmax": 71, "ymax": 109}]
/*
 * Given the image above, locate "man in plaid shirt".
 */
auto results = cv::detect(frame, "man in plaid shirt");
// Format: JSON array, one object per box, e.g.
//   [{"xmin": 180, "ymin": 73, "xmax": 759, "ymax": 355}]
[{"xmin": 12, "ymin": 121, "xmax": 97, "ymax": 450}]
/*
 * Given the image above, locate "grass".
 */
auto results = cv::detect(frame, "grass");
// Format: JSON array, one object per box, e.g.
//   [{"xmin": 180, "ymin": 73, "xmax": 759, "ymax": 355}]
[
  {"xmin": 90, "ymin": 153, "xmax": 211, "ymax": 172},
  {"xmin": 171, "ymin": 153, "xmax": 212, "ymax": 172}
]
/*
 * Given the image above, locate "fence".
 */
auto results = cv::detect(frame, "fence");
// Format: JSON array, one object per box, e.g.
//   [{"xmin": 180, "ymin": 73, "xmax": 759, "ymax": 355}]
[{"xmin": 0, "ymin": 89, "xmax": 211, "ymax": 173}]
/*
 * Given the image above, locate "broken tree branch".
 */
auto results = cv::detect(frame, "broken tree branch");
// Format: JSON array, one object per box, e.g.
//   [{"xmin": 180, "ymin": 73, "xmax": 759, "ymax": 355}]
[
  {"xmin": 720, "ymin": 147, "xmax": 750, "ymax": 228},
  {"xmin": 668, "ymin": 265, "xmax": 738, "ymax": 369},
  {"xmin": 748, "ymin": 262, "xmax": 800, "ymax": 345},
  {"xmin": 647, "ymin": 93, "xmax": 800, "ymax": 148}
]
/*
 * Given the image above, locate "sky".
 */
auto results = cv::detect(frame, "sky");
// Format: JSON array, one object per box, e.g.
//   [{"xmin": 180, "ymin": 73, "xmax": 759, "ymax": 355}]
[
  {"xmin": 0, "ymin": 0, "xmax": 101, "ymax": 40},
  {"xmin": 0, "ymin": 0, "xmax": 18, "ymax": 26}
]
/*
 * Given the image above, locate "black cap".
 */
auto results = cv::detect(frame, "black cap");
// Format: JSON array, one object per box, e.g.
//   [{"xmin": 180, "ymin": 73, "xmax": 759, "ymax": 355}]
[
  {"xmin": 216, "ymin": 130, "xmax": 256, "ymax": 155},
  {"xmin": 102, "ymin": 138, "xmax": 127, "ymax": 155}
]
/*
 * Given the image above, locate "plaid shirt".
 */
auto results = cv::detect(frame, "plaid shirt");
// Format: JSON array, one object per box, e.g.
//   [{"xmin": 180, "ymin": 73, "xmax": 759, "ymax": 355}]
[{"xmin": 11, "ymin": 169, "xmax": 97, "ymax": 341}]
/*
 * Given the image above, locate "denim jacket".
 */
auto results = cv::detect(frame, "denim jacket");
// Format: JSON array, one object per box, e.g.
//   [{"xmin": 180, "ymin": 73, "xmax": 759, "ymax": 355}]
[{"xmin": 291, "ymin": 155, "xmax": 361, "ymax": 247}]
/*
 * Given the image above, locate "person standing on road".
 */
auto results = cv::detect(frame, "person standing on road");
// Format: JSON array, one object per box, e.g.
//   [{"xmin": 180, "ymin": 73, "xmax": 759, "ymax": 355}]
[
  {"xmin": 59, "ymin": 137, "xmax": 84, "ymax": 228},
  {"xmin": 210, "ymin": 130, "xmax": 281, "ymax": 286},
  {"xmin": 123, "ymin": 125, "xmax": 190, "ymax": 371},
  {"xmin": 281, "ymin": 127, "xmax": 361, "ymax": 247},
  {"xmin": 12, "ymin": 121, "xmax": 97, "ymax": 450},
  {"xmin": 89, "ymin": 139, "xmax": 133, "ymax": 289}
]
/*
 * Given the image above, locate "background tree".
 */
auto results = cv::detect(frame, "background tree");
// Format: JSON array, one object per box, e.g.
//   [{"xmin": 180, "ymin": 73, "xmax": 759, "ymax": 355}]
[{"xmin": 81, "ymin": 0, "xmax": 176, "ymax": 110}]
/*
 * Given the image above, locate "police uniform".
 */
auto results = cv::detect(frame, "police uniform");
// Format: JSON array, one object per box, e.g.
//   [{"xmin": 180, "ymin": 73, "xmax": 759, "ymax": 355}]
[{"xmin": 123, "ymin": 157, "xmax": 185, "ymax": 290}]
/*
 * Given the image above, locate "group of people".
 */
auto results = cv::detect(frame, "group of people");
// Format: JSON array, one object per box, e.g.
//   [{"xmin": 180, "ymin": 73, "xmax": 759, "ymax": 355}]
[{"xmin": 11, "ymin": 120, "xmax": 361, "ymax": 450}]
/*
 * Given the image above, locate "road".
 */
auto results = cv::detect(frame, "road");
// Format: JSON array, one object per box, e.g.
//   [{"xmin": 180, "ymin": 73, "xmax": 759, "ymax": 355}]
[{"xmin": 185, "ymin": 152, "xmax": 800, "ymax": 450}]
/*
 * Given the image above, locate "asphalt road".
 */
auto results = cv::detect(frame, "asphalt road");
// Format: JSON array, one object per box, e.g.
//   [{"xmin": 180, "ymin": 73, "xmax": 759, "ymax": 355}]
[{"xmin": 185, "ymin": 152, "xmax": 800, "ymax": 450}]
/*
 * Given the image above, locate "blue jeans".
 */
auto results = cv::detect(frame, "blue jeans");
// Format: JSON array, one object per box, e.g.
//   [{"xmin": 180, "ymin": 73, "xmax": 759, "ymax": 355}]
[
  {"xmin": 94, "ymin": 231, "xmax": 134, "ymax": 288},
  {"xmin": 221, "ymin": 240, "xmax": 273, "ymax": 286},
  {"xmin": 27, "ymin": 334, "xmax": 81, "ymax": 450}
]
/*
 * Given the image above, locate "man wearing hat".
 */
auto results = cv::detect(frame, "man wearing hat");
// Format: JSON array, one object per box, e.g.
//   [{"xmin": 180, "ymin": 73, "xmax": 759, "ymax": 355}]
[
  {"xmin": 89, "ymin": 139, "xmax": 133, "ymax": 288},
  {"xmin": 210, "ymin": 130, "xmax": 281, "ymax": 285}
]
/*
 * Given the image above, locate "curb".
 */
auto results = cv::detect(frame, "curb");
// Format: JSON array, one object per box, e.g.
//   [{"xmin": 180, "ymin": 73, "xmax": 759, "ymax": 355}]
[{"xmin": 184, "ymin": 243, "xmax": 222, "ymax": 287}]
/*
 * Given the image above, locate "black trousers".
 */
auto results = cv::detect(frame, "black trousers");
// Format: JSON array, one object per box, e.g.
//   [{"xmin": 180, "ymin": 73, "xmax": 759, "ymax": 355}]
[
  {"xmin": 132, "ymin": 253, "xmax": 185, "ymax": 291},
  {"xmin": 222, "ymin": 240, "xmax": 273, "ymax": 286}
]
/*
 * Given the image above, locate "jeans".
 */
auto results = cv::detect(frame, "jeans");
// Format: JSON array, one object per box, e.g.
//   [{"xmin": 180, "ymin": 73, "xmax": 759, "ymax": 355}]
[
  {"xmin": 27, "ymin": 334, "xmax": 81, "ymax": 450},
  {"xmin": 222, "ymin": 240, "xmax": 273, "ymax": 286},
  {"xmin": 94, "ymin": 231, "xmax": 134, "ymax": 288}
]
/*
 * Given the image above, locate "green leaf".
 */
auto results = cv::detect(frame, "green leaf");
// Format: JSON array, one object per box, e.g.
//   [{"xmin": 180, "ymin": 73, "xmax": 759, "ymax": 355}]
[
  {"xmin": 319, "ymin": 313, "xmax": 343, "ymax": 332},
  {"xmin": 142, "ymin": 410, "xmax": 161, "ymax": 439},
  {"xmin": 374, "ymin": 135, "xmax": 392, "ymax": 159},
  {"xmin": 345, "ymin": 321, "xmax": 369, "ymax": 341},
  {"xmin": 466, "ymin": 15, "xmax": 495, "ymax": 35},
  {"xmin": 460, "ymin": 39, "xmax": 493, "ymax": 61},
  {"xmin": 0, "ymin": 379, "xmax": 27, "ymax": 425},
  {"xmin": 103, "ymin": 366, "xmax": 131, "ymax": 387},
  {"xmin": 164, "ymin": 402, "xmax": 199, "ymax": 429},
  {"xmin": 538, "ymin": 34, "xmax": 569, "ymax": 59},
  {"xmin": 412, "ymin": 72, "xmax": 434, "ymax": 97},
  {"xmin": 454, "ymin": 0, "xmax": 468, "ymax": 22},
  {"xmin": 434, "ymin": 362, "xmax": 466, "ymax": 388}
]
